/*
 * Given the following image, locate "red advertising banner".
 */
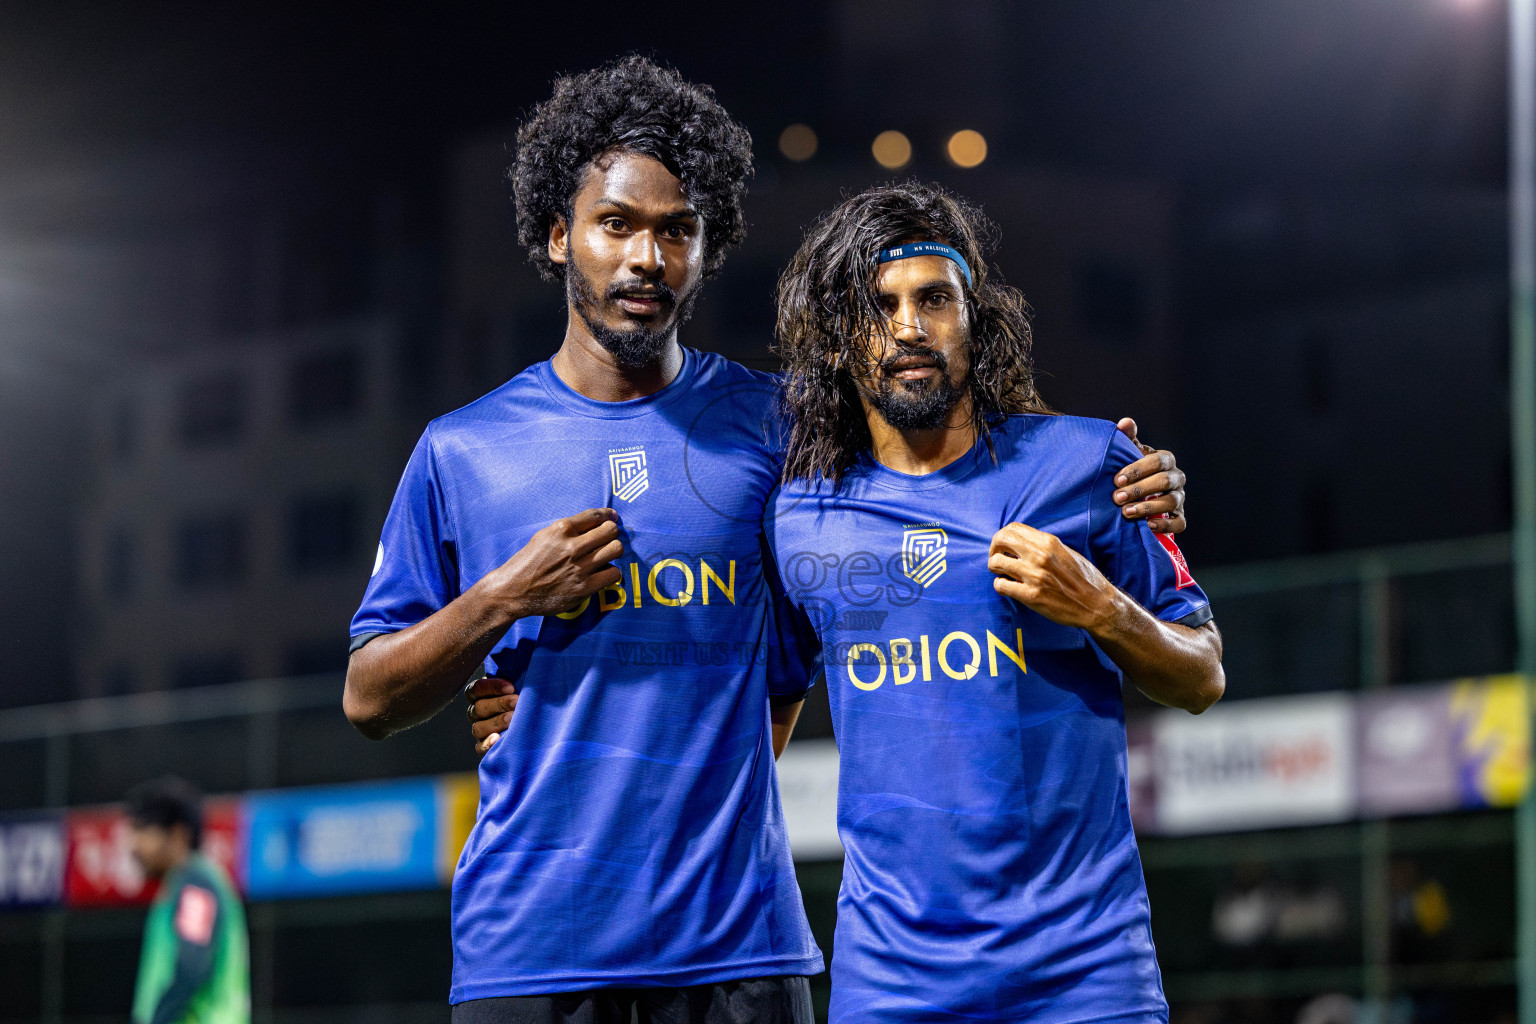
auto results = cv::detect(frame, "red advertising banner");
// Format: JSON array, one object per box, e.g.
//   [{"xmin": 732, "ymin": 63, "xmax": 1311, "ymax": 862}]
[{"xmin": 64, "ymin": 798, "xmax": 244, "ymax": 907}]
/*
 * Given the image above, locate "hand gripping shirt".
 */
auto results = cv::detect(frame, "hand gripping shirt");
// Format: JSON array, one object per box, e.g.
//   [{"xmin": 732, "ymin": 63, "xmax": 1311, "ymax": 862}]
[
  {"xmin": 350, "ymin": 348, "xmax": 822, "ymax": 1000},
  {"xmin": 764, "ymin": 415, "xmax": 1212, "ymax": 1024}
]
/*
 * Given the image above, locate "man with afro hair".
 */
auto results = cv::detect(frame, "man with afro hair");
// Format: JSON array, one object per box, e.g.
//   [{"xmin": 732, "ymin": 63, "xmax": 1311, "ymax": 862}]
[
  {"xmin": 511, "ymin": 56, "xmax": 752, "ymax": 286},
  {"xmin": 346, "ymin": 56, "xmax": 822, "ymax": 1022}
]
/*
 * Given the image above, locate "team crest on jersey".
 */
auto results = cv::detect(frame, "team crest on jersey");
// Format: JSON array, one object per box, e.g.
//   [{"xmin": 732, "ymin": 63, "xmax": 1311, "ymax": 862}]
[
  {"xmin": 901, "ymin": 525, "xmax": 948, "ymax": 588},
  {"xmin": 608, "ymin": 447, "xmax": 649, "ymax": 502}
]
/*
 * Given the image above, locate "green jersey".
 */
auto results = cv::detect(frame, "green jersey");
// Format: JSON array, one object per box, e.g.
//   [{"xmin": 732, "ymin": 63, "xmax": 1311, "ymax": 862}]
[{"xmin": 132, "ymin": 852, "xmax": 250, "ymax": 1024}]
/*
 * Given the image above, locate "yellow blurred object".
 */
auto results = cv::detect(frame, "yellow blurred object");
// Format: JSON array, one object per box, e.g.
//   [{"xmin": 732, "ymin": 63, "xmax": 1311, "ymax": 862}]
[
  {"xmin": 872, "ymin": 130, "xmax": 912, "ymax": 170},
  {"xmin": 778, "ymin": 124, "xmax": 818, "ymax": 162},
  {"xmin": 435, "ymin": 772, "xmax": 480, "ymax": 882},
  {"xmin": 1412, "ymin": 880, "xmax": 1451, "ymax": 937},
  {"xmin": 1450, "ymin": 674, "xmax": 1531, "ymax": 806},
  {"xmin": 946, "ymin": 130, "xmax": 988, "ymax": 168}
]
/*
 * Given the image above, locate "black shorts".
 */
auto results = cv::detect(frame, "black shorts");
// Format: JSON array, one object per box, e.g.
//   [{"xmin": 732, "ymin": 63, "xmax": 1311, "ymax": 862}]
[{"xmin": 450, "ymin": 976, "xmax": 815, "ymax": 1024}]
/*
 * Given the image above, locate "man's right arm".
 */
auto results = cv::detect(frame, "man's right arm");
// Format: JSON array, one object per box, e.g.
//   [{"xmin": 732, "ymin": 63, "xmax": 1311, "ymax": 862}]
[{"xmin": 345, "ymin": 508, "xmax": 624, "ymax": 740}]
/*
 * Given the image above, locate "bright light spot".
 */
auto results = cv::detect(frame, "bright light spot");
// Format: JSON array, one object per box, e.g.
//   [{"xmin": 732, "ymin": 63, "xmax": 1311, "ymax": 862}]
[
  {"xmin": 779, "ymin": 124, "xmax": 818, "ymax": 162},
  {"xmin": 947, "ymin": 130, "xmax": 988, "ymax": 168},
  {"xmin": 872, "ymin": 130, "xmax": 912, "ymax": 170}
]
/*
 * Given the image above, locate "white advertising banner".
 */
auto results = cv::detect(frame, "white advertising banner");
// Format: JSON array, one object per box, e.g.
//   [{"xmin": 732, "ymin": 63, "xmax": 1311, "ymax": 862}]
[
  {"xmin": 776, "ymin": 739, "xmax": 842, "ymax": 860},
  {"xmin": 1153, "ymin": 692, "xmax": 1356, "ymax": 835}
]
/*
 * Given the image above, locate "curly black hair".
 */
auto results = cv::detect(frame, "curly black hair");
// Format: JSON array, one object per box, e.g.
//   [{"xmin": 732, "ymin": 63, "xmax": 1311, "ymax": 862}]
[
  {"xmin": 510, "ymin": 56, "xmax": 754, "ymax": 282},
  {"xmin": 125, "ymin": 775, "xmax": 204, "ymax": 848},
  {"xmin": 774, "ymin": 181, "xmax": 1051, "ymax": 482}
]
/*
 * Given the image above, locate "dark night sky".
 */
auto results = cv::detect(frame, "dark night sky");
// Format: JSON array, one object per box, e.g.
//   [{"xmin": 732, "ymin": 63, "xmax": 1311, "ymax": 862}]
[{"xmin": 0, "ymin": 1, "xmax": 1509, "ymax": 192}]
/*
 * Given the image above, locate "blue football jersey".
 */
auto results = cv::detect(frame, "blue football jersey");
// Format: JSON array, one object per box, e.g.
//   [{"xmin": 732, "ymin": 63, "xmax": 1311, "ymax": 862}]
[
  {"xmin": 351, "ymin": 348, "xmax": 822, "ymax": 1000},
  {"xmin": 765, "ymin": 414, "xmax": 1212, "ymax": 1024}
]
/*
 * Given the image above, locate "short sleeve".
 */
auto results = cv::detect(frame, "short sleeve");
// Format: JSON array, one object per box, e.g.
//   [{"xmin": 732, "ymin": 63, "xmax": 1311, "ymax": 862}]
[
  {"xmin": 349, "ymin": 429, "xmax": 459, "ymax": 645},
  {"xmin": 1087, "ymin": 431, "xmax": 1212, "ymax": 628},
  {"xmin": 761, "ymin": 534, "xmax": 822, "ymax": 704}
]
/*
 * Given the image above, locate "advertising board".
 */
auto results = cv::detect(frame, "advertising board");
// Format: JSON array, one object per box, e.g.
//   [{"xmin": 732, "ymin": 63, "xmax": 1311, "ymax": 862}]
[
  {"xmin": 0, "ymin": 812, "xmax": 65, "ymax": 908},
  {"xmin": 1153, "ymin": 692, "xmax": 1356, "ymax": 834},
  {"xmin": 245, "ymin": 779, "xmax": 438, "ymax": 898}
]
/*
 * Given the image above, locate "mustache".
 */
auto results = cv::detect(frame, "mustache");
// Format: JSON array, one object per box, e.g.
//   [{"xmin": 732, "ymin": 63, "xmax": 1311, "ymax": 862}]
[
  {"xmin": 877, "ymin": 346, "xmax": 948, "ymax": 374},
  {"xmin": 607, "ymin": 279, "xmax": 677, "ymax": 305}
]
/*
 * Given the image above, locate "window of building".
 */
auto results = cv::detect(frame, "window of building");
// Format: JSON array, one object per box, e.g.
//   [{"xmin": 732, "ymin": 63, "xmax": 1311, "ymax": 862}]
[
  {"xmin": 101, "ymin": 662, "xmax": 138, "ymax": 697},
  {"xmin": 104, "ymin": 526, "xmax": 135, "ymax": 601},
  {"xmin": 170, "ymin": 651, "xmax": 244, "ymax": 690},
  {"xmin": 177, "ymin": 372, "xmax": 247, "ymax": 446},
  {"xmin": 288, "ymin": 493, "xmax": 358, "ymax": 573},
  {"xmin": 175, "ymin": 514, "xmax": 248, "ymax": 589},
  {"xmin": 289, "ymin": 349, "xmax": 361, "ymax": 425},
  {"xmin": 109, "ymin": 395, "xmax": 139, "ymax": 462},
  {"xmin": 1075, "ymin": 260, "xmax": 1147, "ymax": 345}
]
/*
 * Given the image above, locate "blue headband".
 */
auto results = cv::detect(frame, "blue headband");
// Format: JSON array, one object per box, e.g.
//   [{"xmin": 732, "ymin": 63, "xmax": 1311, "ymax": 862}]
[{"xmin": 873, "ymin": 241, "xmax": 973, "ymax": 288}]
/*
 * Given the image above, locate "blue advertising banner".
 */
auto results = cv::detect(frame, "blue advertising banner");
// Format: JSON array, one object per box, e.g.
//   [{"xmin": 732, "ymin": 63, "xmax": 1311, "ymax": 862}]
[
  {"xmin": 245, "ymin": 779, "xmax": 439, "ymax": 899},
  {"xmin": 0, "ymin": 811, "xmax": 65, "ymax": 908}
]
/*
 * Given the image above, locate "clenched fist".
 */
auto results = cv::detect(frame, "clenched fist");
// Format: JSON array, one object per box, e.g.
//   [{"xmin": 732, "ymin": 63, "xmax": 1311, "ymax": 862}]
[
  {"xmin": 987, "ymin": 522, "xmax": 1120, "ymax": 633},
  {"xmin": 344, "ymin": 507, "xmax": 627, "ymax": 742},
  {"xmin": 488, "ymin": 508, "xmax": 625, "ymax": 620}
]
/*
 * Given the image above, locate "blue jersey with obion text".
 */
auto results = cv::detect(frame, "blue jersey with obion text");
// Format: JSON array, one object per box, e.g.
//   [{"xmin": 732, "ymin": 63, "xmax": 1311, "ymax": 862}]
[
  {"xmin": 765, "ymin": 414, "xmax": 1212, "ymax": 1024},
  {"xmin": 350, "ymin": 348, "xmax": 822, "ymax": 1000}
]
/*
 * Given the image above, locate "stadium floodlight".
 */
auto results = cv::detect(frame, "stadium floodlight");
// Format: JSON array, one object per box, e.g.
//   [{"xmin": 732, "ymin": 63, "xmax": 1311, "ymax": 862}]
[
  {"xmin": 871, "ymin": 130, "xmax": 912, "ymax": 170},
  {"xmin": 778, "ymin": 124, "xmax": 818, "ymax": 162}
]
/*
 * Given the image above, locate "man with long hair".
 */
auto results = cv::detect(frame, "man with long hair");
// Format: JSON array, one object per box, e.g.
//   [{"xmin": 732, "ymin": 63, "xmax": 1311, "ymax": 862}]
[{"xmin": 765, "ymin": 181, "xmax": 1225, "ymax": 1022}]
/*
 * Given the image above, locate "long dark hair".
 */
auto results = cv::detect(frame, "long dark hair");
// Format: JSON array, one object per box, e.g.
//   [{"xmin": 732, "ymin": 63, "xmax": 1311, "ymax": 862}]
[{"xmin": 774, "ymin": 181, "xmax": 1051, "ymax": 482}]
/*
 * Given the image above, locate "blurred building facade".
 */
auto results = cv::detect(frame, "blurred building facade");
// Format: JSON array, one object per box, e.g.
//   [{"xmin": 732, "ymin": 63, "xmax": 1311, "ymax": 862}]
[{"xmin": 76, "ymin": 319, "xmax": 414, "ymax": 695}]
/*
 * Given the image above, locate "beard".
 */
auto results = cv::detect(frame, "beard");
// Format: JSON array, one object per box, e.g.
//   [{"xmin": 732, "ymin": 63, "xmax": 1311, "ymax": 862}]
[
  {"xmin": 567, "ymin": 258, "xmax": 699, "ymax": 369},
  {"xmin": 864, "ymin": 347, "xmax": 967, "ymax": 431}
]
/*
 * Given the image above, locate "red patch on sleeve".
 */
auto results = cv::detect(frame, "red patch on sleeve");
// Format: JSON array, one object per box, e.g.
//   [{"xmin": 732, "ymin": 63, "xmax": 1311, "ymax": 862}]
[
  {"xmin": 1155, "ymin": 533, "xmax": 1197, "ymax": 589},
  {"xmin": 174, "ymin": 885, "xmax": 217, "ymax": 945}
]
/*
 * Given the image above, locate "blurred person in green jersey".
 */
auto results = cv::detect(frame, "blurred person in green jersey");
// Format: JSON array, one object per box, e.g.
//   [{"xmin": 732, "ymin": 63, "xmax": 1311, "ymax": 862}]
[{"xmin": 127, "ymin": 777, "xmax": 250, "ymax": 1024}]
